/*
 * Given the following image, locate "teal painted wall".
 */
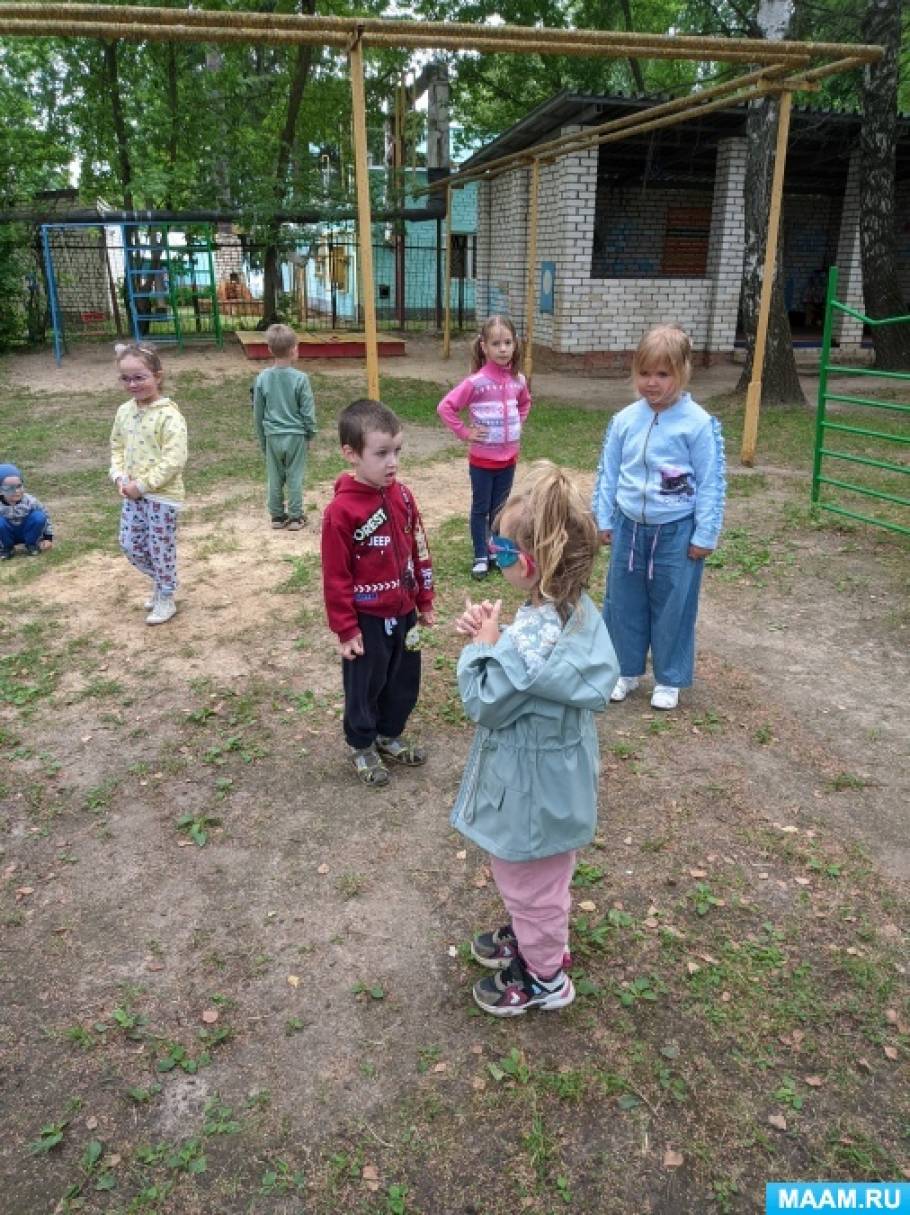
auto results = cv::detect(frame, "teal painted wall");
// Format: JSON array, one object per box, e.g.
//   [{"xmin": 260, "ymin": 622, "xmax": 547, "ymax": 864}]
[{"xmin": 303, "ymin": 170, "xmax": 477, "ymax": 325}]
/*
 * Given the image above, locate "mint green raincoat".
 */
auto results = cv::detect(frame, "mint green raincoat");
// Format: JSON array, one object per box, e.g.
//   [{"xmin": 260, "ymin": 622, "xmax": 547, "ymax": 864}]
[{"xmin": 450, "ymin": 593, "xmax": 619, "ymax": 862}]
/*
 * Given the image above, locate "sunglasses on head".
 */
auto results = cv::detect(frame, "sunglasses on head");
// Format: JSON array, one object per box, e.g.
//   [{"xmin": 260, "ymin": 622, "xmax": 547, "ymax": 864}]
[{"xmin": 488, "ymin": 534, "xmax": 535, "ymax": 574}]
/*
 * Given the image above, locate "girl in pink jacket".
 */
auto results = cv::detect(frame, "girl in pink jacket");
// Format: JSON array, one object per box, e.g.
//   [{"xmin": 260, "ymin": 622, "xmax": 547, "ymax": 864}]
[{"xmin": 437, "ymin": 315, "xmax": 532, "ymax": 579}]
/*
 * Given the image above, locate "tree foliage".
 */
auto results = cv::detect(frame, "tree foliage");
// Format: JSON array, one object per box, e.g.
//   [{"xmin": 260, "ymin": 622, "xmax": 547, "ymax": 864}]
[
  {"xmin": 0, "ymin": 42, "xmax": 71, "ymax": 351},
  {"xmin": 0, "ymin": 0, "xmax": 907, "ymax": 351},
  {"xmin": 413, "ymin": 0, "xmax": 698, "ymax": 151}
]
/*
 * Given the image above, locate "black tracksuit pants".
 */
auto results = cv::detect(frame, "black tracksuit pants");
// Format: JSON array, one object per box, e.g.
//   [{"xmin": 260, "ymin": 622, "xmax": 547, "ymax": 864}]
[{"xmin": 342, "ymin": 611, "xmax": 420, "ymax": 749}]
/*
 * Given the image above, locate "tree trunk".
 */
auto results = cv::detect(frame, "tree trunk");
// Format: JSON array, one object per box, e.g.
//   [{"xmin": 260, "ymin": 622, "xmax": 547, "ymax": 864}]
[
  {"xmin": 165, "ymin": 43, "xmax": 178, "ymax": 210},
  {"xmin": 617, "ymin": 0, "xmax": 645, "ymax": 94},
  {"xmin": 104, "ymin": 41, "xmax": 134, "ymax": 209},
  {"xmin": 735, "ymin": 0, "xmax": 805, "ymax": 406},
  {"xmin": 262, "ymin": 1, "xmax": 316, "ymax": 326},
  {"xmin": 859, "ymin": 0, "xmax": 910, "ymax": 369}
]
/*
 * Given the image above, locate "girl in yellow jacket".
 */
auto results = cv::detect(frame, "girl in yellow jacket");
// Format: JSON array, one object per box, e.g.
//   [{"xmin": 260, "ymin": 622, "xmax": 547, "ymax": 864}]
[{"xmin": 109, "ymin": 343, "xmax": 188, "ymax": 625}]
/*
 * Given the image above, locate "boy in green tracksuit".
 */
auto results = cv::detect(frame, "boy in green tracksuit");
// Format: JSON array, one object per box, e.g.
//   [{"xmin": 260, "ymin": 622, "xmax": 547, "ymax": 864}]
[{"xmin": 252, "ymin": 324, "xmax": 317, "ymax": 530}]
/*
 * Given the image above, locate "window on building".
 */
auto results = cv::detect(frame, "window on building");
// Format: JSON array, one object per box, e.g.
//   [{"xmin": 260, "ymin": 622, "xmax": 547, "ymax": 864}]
[
  {"xmin": 450, "ymin": 233, "xmax": 475, "ymax": 280},
  {"xmin": 590, "ymin": 139, "xmax": 717, "ymax": 279},
  {"xmin": 661, "ymin": 207, "xmax": 711, "ymax": 275}
]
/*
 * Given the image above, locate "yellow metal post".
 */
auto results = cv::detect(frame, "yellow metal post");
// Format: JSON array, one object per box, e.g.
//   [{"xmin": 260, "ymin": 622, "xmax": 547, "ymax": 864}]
[
  {"xmin": 442, "ymin": 183, "xmax": 452, "ymax": 359},
  {"xmin": 523, "ymin": 159, "xmax": 540, "ymax": 384},
  {"xmin": 349, "ymin": 35, "xmax": 379, "ymax": 399},
  {"xmin": 741, "ymin": 88, "xmax": 793, "ymax": 466}
]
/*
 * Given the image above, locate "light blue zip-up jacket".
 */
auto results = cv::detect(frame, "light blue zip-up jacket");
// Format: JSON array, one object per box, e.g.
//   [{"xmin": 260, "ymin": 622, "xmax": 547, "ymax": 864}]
[
  {"xmin": 450, "ymin": 594, "xmax": 619, "ymax": 863},
  {"xmin": 592, "ymin": 392, "xmax": 726, "ymax": 549}
]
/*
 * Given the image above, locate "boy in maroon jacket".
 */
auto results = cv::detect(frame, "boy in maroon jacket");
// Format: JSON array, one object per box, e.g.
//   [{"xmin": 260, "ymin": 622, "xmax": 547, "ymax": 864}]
[{"xmin": 321, "ymin": 399, "xmax": 435, "ymax": 787}]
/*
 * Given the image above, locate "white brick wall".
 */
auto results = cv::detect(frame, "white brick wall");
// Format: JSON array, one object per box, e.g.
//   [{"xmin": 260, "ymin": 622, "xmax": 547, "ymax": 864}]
[
  {"xmin": 703, "ymin": 138, "xmax": 746, "ymax": 352},
  {"xmin": 476, "ymin": 127, "xmax": 739, "ymax": 359},
  {"xmin": 834, "ymin": 151, "xmax": 864, "ymax": 350},
  {"xmin": 474, "ymin": 125, "xmax": 906, "ymax": 360}
]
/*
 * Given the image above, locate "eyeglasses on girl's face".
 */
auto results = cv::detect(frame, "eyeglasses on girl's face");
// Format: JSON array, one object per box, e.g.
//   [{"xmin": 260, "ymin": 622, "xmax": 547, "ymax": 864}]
[
  {"xmin": 1, "ymin": 480, "xmax": 23, "ymax": 493},
  {"xmin": 488, "ymin": 534, "xmax": 535, "ymax": 574},
  {"xmin": 120, "ymin": 373, "xmax": 154, "ymax": 385}
]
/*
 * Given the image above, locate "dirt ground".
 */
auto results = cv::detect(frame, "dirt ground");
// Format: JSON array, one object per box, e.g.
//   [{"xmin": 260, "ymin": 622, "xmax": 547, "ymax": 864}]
[
  {"xmin": 0, "ymin": 341, "xmax": 907, "ymax": 1213},
  {"xmin": 6, "ymin": 329, "xmax": 834, "ymax": 405}
]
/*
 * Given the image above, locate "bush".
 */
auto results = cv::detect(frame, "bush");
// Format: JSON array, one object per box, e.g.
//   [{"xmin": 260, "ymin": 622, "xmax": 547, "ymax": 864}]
[{"xmin": 0, "ymin": 225, "xmax": 44, "ymax": 351}]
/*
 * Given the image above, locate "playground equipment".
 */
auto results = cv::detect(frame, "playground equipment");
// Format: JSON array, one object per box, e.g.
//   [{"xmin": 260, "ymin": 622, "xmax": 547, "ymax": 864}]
[
  {"xmin": 812, "ymin": 266, "xmax": 910, "ymax": 537},
  {"xmin": 40, "ymin": 220, "xmax": 223, "ymax": 365},
  {"xmin": 4, "ymin": 3, "xmax": 882, "ymax": 461},
  {"xmin": 235, "ymin": 330, "xmax": 405, "ymax": 361}
]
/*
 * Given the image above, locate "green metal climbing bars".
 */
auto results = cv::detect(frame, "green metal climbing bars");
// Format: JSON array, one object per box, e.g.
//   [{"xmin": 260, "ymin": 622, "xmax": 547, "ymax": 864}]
[{"xmin": 812, "ymin": 266, "xmax": 910, "ymax": 537}]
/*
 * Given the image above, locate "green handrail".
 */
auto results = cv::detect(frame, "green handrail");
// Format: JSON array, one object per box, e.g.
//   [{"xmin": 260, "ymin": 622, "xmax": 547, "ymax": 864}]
[
  {"xmin": 819, "ymin": 449, "xmax": 910, "ymax": 477},
  {"xmin": 822, "ymin": 420, "xmax": 910, "ymax": 444},
  {"xmin": 811, "ymin": 265, "xmax": 909, "ymax": 537},
  {"xmin": 820, "ymin": 503, "xmax": 910, "ymax": 536},
  {"xmin": 824, "ymin": 393, "xmax": 910, "ymax": 413},
  {"xmin": 816, "ymin": 476, "xmax": 910, "ymax": 509},
  {"xmin": 825, "ymin": 364, "xmax": 910, "ymax": 382},
  {"xmin": 832, "ymin": 300, "xmax": 910, "ymax": 327}
]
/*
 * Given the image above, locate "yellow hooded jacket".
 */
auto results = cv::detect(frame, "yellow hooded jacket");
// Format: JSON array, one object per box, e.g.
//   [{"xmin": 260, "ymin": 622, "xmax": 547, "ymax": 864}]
[{"xmin": 109, "ymin": 396, "xmax": 187, "ymax": 504}]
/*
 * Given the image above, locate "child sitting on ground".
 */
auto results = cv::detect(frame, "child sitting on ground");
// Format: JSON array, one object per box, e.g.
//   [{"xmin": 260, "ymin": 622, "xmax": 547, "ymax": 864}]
[
  {"xmin": 452, "ymin": 461, "xmax": 618, "ymax": 1015},
  {"xmin": 252, "ymin": 323, "xmax": 317, "ymax": 530},
  {"xmin": 321, "ymin": 399, "xmax": 435, "ymax": 787},
  {"xmin": 0, "ymin": 464, "xmax": 54, "ymax": 559}
]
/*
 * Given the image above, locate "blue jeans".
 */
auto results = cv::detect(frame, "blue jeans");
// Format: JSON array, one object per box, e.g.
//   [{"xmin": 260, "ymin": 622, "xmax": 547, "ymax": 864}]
[
  {"xmin": 468, "ymin": 464, "xmax": 515, "ymax": 560},
  {"xmin": 0, "ymin": 510, "xmax": 48, "ymax": 552},
  {"xmin": 604, "ymin": 513, "xmax": 704, "ymax": 688}
]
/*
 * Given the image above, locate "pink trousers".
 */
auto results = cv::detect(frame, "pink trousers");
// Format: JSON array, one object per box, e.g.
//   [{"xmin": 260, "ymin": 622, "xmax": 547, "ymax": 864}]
[{"xmin": 490, "ymin": 850, "xmax": 576, "ymax": 978}]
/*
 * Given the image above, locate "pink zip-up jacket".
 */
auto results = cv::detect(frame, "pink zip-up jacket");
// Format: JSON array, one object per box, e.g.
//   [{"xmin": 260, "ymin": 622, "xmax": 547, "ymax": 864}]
[{"xmin": 437, "ymin": 361, "xmax": 532, "ymax": 468}]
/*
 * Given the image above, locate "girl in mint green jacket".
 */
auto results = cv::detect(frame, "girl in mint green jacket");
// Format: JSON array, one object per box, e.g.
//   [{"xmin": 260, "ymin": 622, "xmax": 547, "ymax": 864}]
[{"xmin": 452, "ymin": 462, "xmax": 619, "ymax": 1017}]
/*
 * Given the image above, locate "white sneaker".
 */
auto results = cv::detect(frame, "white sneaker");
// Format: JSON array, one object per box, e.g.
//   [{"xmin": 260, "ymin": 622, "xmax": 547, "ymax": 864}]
[
  {"xmin": 471, "ymin": 558, "xmax": 489, "ymax": 580},
  {"xmin": 651, "ymin": 684, "xmax": 679, "ymax": 710},
  {"xmin": 610, "ymin": 676, "xmax": 640, "ymax": 703},
  {"xmin": 146, "ymin": 595, "xmax": 176, "ymax": 625}
]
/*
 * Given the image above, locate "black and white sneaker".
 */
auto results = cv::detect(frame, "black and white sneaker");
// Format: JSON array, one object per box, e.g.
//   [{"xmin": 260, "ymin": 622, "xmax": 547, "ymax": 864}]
[
  {"xmin": 473, "ymin": 956, "xmax": 575, "ymax": 1017},
  {"xmin": 471, "ymin": 924, "xmax": 519, "ymax": 969}
]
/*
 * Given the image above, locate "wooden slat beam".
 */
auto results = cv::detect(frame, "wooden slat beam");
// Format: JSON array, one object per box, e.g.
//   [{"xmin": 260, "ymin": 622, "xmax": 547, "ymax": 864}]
[
  {"xmin": 741, "ymin": 89, "xmax": 794, "ymax": 466},
  {"xmin": 442, "ymin": 184, "xmax": 452, "ymax": 360},
  {"xmin": 523, "ymin": 160, "xmax": 540, "ymax": 385},
  {"xmin": 0, "ymin": 6, "xmax": 883, "ymax": 64},
  {"xmin": 348, "ymin": 36, "xmax": 379, "ymax": 400}
]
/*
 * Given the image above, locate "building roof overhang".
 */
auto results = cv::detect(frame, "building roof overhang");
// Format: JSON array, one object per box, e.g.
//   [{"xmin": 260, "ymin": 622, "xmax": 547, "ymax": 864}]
[{"xmin": 459, "ymin": 92, "xmax": 910, "ymax": 195}]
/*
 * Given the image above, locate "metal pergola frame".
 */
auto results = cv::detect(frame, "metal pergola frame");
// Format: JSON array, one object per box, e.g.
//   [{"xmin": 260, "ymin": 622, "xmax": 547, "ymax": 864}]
[{"xmin": 1, "ymin": 3, "xmax": 882, "ymax": 462}]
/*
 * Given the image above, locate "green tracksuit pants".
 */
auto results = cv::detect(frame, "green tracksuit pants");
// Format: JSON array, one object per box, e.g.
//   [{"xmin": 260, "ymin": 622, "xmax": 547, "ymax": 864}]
[{"xmin": 264, "ymin": 433, "xmax": 309, "ymax": 520}]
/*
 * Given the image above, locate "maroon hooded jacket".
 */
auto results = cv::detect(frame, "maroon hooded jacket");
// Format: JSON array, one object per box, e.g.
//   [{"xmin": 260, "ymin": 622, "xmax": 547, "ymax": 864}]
[{"xmin": 321, "ymin": 473, "xmax": 434, "ymax": 643}]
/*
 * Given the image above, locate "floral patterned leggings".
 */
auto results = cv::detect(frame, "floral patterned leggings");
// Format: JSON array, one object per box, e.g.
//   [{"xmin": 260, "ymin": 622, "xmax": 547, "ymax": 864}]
[{"xmin": 119, "ymin": 498, "xmax": 179, "ymax": 596}]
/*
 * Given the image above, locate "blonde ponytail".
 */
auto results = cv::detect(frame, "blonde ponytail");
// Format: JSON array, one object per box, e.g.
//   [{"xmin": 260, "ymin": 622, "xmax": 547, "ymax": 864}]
[{"xmin": 501, "ymin": 461, "xmax": 599, "ymax": 621}]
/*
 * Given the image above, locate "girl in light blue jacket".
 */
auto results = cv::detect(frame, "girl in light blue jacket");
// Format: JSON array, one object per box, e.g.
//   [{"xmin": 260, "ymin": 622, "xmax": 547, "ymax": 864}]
[
  {"xmin": 452, "ymin": 462, "xmax": 619, "ymax": 1017},
  {"xmin": 592, "ymin": 324, "xmax": 726, "ymax": 711}
]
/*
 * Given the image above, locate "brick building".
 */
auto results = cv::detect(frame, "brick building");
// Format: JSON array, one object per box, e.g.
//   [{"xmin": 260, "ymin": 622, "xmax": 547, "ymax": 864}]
[{"xmin": 465, "ymin": 93, "xmax": 910, "ymax": 367}]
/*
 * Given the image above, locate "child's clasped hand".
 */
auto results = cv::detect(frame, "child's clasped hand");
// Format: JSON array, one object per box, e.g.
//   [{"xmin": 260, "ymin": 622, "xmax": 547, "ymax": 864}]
[{"xmin": 455, "ymin": 596, "xmax": 502, "ymax": 646}]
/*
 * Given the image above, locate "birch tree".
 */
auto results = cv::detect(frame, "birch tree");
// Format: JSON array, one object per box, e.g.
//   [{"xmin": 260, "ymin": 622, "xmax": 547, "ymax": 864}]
[
  {"xmin": 734, "ymin": 0, "xmax": 804, "ymax": 406},
  {"xmin": 859, "ymin": 0, "xmax": 910, "ymax": 368}
]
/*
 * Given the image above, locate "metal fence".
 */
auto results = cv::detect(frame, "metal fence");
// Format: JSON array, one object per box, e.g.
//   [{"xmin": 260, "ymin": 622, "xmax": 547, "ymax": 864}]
[
  {"xmin": 287, "ymin": 235, "xmax": 476, "ymax": 333},
  {"xmin": 32, "ymin": 226, "xmax": 477, "ymax": 358},
  {"xmin": 811, "ymin": 265, "xmax": 910, "ymax": 537}
]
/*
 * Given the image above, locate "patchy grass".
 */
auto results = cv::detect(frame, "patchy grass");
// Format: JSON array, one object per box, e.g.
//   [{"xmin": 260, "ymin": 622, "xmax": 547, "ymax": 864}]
[{"xmin": 0, "ymin": 364, "xmax": 907, "ymax": 1214}]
